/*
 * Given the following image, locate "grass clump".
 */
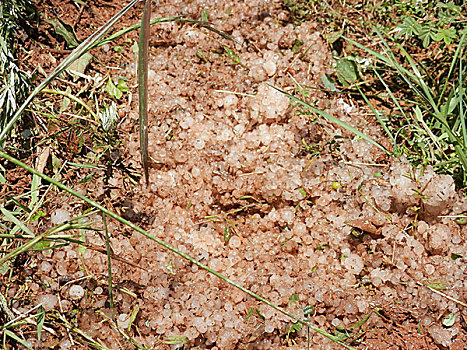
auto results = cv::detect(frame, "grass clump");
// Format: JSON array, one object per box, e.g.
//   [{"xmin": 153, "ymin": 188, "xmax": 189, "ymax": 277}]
[
  {"xmin": 281, "ymin": 0, "xmax": 467, "ymax": 188},
  {"xmin": 0, "ymin": 0, "xmax": 36, "ymax": 145}
]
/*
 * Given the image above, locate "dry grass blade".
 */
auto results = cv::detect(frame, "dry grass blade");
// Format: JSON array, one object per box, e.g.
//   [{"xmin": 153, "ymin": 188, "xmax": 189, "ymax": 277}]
[
  {"xmin": 0, "ymin": 150, "xmax": 357, "ymax": 350},
  {"xmin": 0, "ymin": 0, "xmax": 140, "ymax": 146},
  {"xmin": 138, "ymin": 0, "xmax": 151, "ymax": 185},
  {"xmin": 271, "ymin": 85, "xmax": 388, "ymax": 154}
]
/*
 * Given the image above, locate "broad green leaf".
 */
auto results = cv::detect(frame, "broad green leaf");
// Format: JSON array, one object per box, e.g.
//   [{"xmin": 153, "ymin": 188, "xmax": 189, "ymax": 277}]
[
  {"xmin": 116, "ymin": 79, "xmax": 129, "ymax": 93},
  {"xmin": 336, "ymin": 58, "xmax": 359, "ymax": 83},
  {"xmin": 105, "ymin": 79, "xmax": 123, "ymax": 99},
  {"xmin": 44, "ymin": 17, "xmax": 79, "ymax": 48}
]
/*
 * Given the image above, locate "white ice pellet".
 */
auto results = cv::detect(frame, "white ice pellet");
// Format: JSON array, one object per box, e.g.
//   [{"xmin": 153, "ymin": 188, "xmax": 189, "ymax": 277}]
[
  {"xmin": 117, "ymin": 314, "xmax": 130, "ymax": 329},
  {"xmin": 37, "ymin": 294, "xmax": 58, "ymax": 311},
  {"xmin": 59, "ymin": 339, "xmax": 73, "ymax": 350},
  {"xmin": 69, "ymin": 285, "xmax": 85, "ymax": 301},
  {"xmin": 263, "ymin": 60, "xmax": 277, "ymax": 76},
  {"xmin": 51, "ymin": 209, "xmax": 70, "ymax": 225},
  {"xmin": 193, "ymin": 139, "xmax": 205, "ymax": 149},
  {"xmin": 229, "ymin": 236, "xmax": 241, "ymax": 248}
]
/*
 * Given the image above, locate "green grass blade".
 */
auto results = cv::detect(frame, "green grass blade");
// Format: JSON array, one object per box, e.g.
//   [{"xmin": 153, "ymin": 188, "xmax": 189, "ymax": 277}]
[
  {"xmin": 371, "ymin": 67, "xmax": 409, "ymax": 122},
  {"xmin": 342, "ymin": 36, "xmax": 394, "ymax": 68},
  {"xmin": 94, "ymin": 16, "xmax": 235, "ymax": 49},
  {"xmin": 4, "ymin": 329, "xmax": 32, "ymax": 350},
  {"xmin": 458, "ymin": 35, "xmax": 466, "ymax": 149},
  {"xmin": 270, "ymin": 85, "xmax": 389, "ymax": 154},
  {"xmin": 138, "ymin": 0, "xmax": 151, "ymax": 184},
  {"xmin": 93, "ymin": 16, "xmax": 182, "ymax": 48},
  {"xmin": 437, "ymin": 32, "xmax": 466, "ymax": 108},
  {"xmin": 0, "ymin": 230, "xmax": 49, "ymax": 266},
  {"xmin": 356, "ymin": 85, "xmax": 395, "ymax": 143},
  {"xmin": 0, "ymin": 150, "xmax": 357, "ymax": 350},
  {"xmin": 41, "ymin": 89, "xmax": 98, "ymax": 122},
  {"xmin": 0, "ymin": 207, "xmax": 34, "ymax": 236},
  {"xmin": 0, "ymin": 0, "xmax": 140, "ymax": 146}
]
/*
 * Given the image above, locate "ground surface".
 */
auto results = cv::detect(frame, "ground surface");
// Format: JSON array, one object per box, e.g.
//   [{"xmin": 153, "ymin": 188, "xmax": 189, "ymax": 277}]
[{"xmin": 2, "ymin": 0, "xmax": 467, "ymax": 349}]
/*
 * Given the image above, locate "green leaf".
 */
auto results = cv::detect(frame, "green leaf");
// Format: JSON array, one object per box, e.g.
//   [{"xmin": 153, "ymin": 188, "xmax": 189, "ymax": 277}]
[
  {"xmin": 201, "ymin": 10, "xmax": 208, "ymax": 22},
  {"xmin": 426, "ymin": 280, "xmax": 448, "ymax": 290},
  {"xmin": 0, "ymin": 262, "xmax": 9, "ymax": 275},
  {"xmin": 113, "ymin": 45, "xmax": 123, "ymax": 53},
  {"xmin": 289, "ymin": 293, "xmax": 299, "ymax": 302},
  {"xmin": 1, "ymin": 207, "xmax": 34, "ymax": 236},
  {"xmin": 303, "ymin": 305, "xmax": 314, "ymax": 318},
  {"xmin": 128, "ymin": 305, "xmax": 139, "ymax": 331},
  {"xmin": 442, "ymin": 313, "xmax": 456, "ymax": 327},
  {"xmin": 396, "ymin": 17, "xmax": 421, "ymax": 38},
  {"xmin": 246, "ymin": 307, "xmax": 265, "ymax": 320},
  {"xmin": 298, "ymin": 187, "xmax": 307, "ymax": 198},
  {"xmin": 36, "ymin": 305, "xmax": 45, "ymax": 341},
  {"xmin": 31, "ymin": 210, "xmax": 46, "ymax": 222},
  {"xmin": 116, "ymin": 79, "xmax": 129, "ymax": 93},
  {"xmin": 418, "ymin": 23, "xmax": 437, "ymax": 48},
  {"xmin": 44, "ymin": 17, "xmax": 80, "ymax": 48},
  {"xmin": 104, "ymin": 77, "xmax": 128, "ymax": 101},
  {"xmin": 336, "ymin": 59, "xmax": 358, "ymax": 83},
  {"xmin": 434, "ymin": 27, "xmax": 457, "ymax": 45},
  {"xmin": 105, "ymin": 79, "xmax": 122, "ymax": 99},
  {"xmin": 436, "ymin": 2, "xmax": 461, "ymax": 13},
  {"xmin": 32, "ymin": 240, "xmax": 53, "ymax": 250}
]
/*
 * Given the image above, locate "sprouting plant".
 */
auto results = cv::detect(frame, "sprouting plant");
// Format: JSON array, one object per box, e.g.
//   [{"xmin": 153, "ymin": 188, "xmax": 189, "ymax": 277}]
[{"xmin": 395, "ymin": 2, "xmax": 466, "ymax": 48}]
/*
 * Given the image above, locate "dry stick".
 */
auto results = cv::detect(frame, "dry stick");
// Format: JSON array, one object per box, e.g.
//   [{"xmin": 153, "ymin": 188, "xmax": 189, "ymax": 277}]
[
  {"xmin": 417, "ymin": 282, "xmax": 467, "ymax": 308},
  {"xmin": 138, "ymin": 0, "xmax": 151, "ymax": 185},
  {"xmin": 0, "ymin": 151, "xmax": 356, "ymax": 350}
]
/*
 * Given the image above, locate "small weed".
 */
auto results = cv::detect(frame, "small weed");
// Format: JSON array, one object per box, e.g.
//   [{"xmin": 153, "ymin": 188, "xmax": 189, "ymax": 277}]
[
  {"xmin": 246, "ymin": 307, "xmax": 265, "ymax": 320},
  {"xmin": 395, "ymin": 2, "xmax": 466, "ymax": 48}
]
